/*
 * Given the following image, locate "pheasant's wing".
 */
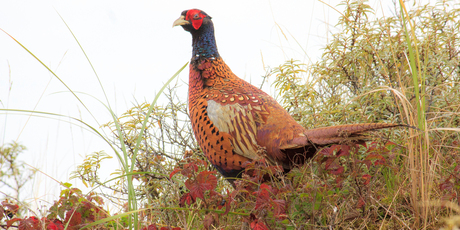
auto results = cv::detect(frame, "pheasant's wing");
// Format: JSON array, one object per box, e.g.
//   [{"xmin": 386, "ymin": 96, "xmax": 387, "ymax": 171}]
[{"xmin": 206, "ymin": 99, "xmax": 268, "ymax": 161}]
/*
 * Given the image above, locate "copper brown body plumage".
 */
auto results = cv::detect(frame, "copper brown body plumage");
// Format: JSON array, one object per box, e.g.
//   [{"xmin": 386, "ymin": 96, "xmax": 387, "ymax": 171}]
[{"xmin": 173, "ymin": 9, "xmax": 401, "ymax": 182}]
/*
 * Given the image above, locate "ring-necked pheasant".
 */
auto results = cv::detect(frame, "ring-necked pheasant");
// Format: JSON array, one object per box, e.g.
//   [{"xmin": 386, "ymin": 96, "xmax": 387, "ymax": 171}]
[{"xmin": 173, "ymin": 9, "xmax": 401, "ymax": 183}]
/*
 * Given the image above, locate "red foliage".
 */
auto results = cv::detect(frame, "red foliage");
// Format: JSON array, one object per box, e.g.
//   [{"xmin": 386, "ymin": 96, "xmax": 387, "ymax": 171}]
[
  {"xmin": 7, "ymin": 216, "xmax": 41, "ymax": 230},
  {"xmin": 0, "ymin": 187, "xmax": 109, "ymax": 229},
  {"xmin": 253, "ymin": 184, "xmax": 286, "ymax": 219},
  {"xmin": 317, "ymin": 145, "xmax": 353, "ymax": 177},
  {"xmin": 170, "ymin": 141, "xmax": 402, "ymax": 228},
  {"xmin": 330, "ymin": 166, "xmax": 344, "ymax": 175},
  {"xmin": 141, "ymin": 224, "xmax": 158, "ymax": 230},
  {"xmin": 6, "ymin": 218, "xmax": 22, "ymax": 229},
  {"xmin": 203, "ymin": 213, "xmax": 218, "ymax": 229},
  {"xmin": 170, "ymin": 159, "xmax": 208, "ymax": 180},
  {"xmin": 169, "ymin": 168, "xmax": 183, "ymax": 180},
  {"xmin": 333, "ymin": 144, "xmax": 351, "ymax": 157},
  {"xmin": 64, "ymin": 209, "xmax": 82, "ymax": 228},
  {"xmin": 439, "ymin": 175, "xmax": 458, "ymax": 202},
  {"xmin": 172, "ymin": 159, "xmax": 225, "ymax": 209},
  {"xmin": 365, "ymin": 153, "xmax": 386, "ymax": 166},
  {"xmin": 141, "ymin": 225, "xmax": 182, "ymax": 230},
  {"xmin": 312, "ymin": 142, "xmax": 397, "ymax": 217},
  {"xmin": 362, "ymin": 174, "xmax": 372, "ymax": 186},
  {"xmin": 0, "ymin": 200, "xmax": 19, "ymax": 221},
  {"xmin": 254, "ymin": 184, "xmax": 272, "ymax": 210},
  {"xmin": 240, "ymin": 159, "xmax": 284, "ymax": 186},
  {"xmin": 46, "ymin": 219, "xmax": 64, "ymax": 230},
  {"xmin": 249, "ymin": 214, "xmax": 269, "ymax": 230},
  {"xmin": 179, "ymin": 193, "xmax": 196, "ymax": 207},
  {"xmin": 185, "ymin": 171, "xmax": 217, "ymax": 201}
]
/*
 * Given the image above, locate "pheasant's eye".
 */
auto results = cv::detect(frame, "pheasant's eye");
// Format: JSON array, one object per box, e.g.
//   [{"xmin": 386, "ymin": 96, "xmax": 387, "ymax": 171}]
[{"xmin": 193, "ymin": 14, "xmax": 200, "ymax": 20}]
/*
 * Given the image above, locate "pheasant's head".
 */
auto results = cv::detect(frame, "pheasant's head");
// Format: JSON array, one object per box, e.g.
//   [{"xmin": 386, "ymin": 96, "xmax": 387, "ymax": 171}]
[
  {"xmin": 173, "ymin": 9, "xmax": 212, "ymax": 32},
  {"xmin": 174, "ymin": 9, "xmax": 219, "ymax": 59}
]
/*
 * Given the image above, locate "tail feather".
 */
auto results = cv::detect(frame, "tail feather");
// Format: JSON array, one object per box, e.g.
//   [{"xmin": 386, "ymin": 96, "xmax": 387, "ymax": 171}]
[{"xmin": 304, "ymin": 123, "xmax": 403, "ymax": 145}]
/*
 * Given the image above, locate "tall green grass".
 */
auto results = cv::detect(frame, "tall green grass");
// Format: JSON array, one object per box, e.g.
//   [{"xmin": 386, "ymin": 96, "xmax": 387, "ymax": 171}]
[{"xmin": 400, "ymin": 0, "xmax": 430, "ymax": 227}]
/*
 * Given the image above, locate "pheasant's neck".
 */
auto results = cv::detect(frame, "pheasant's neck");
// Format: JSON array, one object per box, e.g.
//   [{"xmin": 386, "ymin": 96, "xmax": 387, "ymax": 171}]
[{"xmin": 191, "ymin": 24, "xmax": 220, "ymax": 60}]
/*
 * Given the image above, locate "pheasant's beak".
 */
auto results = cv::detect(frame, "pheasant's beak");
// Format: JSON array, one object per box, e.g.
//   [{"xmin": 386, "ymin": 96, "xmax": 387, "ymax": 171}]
[{"xmin": 172, "ymin": 16, "xmax": 190, "ymax": 27}]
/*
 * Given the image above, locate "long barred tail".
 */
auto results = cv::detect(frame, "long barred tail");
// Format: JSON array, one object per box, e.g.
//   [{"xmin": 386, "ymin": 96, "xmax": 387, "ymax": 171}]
[{"xmin": 303, "ymin": 123, "xmax": 405, "ymax": 145}]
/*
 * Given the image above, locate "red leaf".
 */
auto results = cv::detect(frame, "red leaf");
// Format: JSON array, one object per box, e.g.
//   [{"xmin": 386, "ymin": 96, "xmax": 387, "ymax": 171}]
[
  {"xmin": 272, "ymin": 199, "xmax": 286, "ymax": 218},
  {"xmin": 180, "ymin": 163, "xmax": 199, "ymax": 178},
  {"xmin": 440, "ymin": 180, "xmax": 453, "ymax": 191},
  {"xmin": 179, "ymin": 193, "xmax": 196, "ymax": 207},
  {"xmin": 185, "ymin": 162, "xmax": 199, "ymax": 172},
  {"xmin": 357, "ymin": 142, "xmax": 367, "ymax": 149},
  {"xmin": 335, "ymin": 145, "xmax": 350, "ymax": 157},
  {"xmin": 374, "ymin": 159, "xmax": 386, "ymax": 166},
  {"xmin": 2, "ymin": 200, "xmax": 19, "ymax": 216},
  {"xmin": 365, "ymin": 153, "xmax": 385, "ymax": 161},
  {"xmin": 362, "ymin": 174, "xmax": 371, "ymax": 185},
  {"xmin": 254, "ymin": 184, "xmax": 272, "ymax": 210},
  {"xmin": 324, "ymin": 157, "xmax": 337, "ymax": 170},
  {"xmin": 324, "ymin": 158, "xmax": 343, "ymax": 175},
  {"xmin": 169, "ymin": 168, "xmax": 182, "ymax": 179},
  {"xmin": 197, "ymin": 171, "xmax": 217, "ymax": 190},
  {"xmin": 250, "ymin": 219, "xmax": 269, "ymax": 230},
  {"xmin": 185, "ymin": 171, "xmax": 217, "ymax": 201},
  {"xmin": 358, "ymin": 160, "xmax": 372, "ymax": 169},
  {"xmin": 318, "ymin": 147, "xmax": 333, "ymax": 156},
  {"xmin": 366, "ymin": 142, "xmax": 378, "ymax": 152},
  {"xmin": 357, "ymin": 198, "xmax": 365, "ymax": 209},
  {"xmin": 330, "ymin": 166, "xmax": 344, "ymax": 175},
  {"xmin": 47, "ymin": 220, "xmax": 64, "ymax": 230},
  {"xmin": 203, "ymin": 213, "xmax": 216, "ymax": 229},
  {"xmin": 65, "ymin": 209, "xmax": 82, "ymax": 227},
  {"xmin": 19, "ymin": 216, "xmax": 41, "ymax": 230},
  {"xmin": 54, "ymin": 220, "xmax": 64, "ymax": 230},
  {"xmin": 365, "ymin": 153, "xmax": 387, "ymax": 166},
  {"xmin": 6, "ymin": 218, "xmax": 21, "ymax": 228},
  {"xmin": 385, "ymin": 141, "xmax": 396, "ymax": 147},
  {"xmin": 140, "ymin": 224, "xmax": 159, "ymax": 230}
]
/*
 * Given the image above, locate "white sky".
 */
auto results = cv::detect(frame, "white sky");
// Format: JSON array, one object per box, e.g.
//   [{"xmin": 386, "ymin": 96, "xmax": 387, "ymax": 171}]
[{"xmin": 0, "ymin": 0, "xmax": 434, "ymax": 212}]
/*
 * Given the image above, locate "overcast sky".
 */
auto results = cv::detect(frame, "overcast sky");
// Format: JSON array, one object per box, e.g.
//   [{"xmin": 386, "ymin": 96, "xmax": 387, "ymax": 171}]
[{"xmin": 0, "ymin": 0, "xmax": 434, "ymax": 211}]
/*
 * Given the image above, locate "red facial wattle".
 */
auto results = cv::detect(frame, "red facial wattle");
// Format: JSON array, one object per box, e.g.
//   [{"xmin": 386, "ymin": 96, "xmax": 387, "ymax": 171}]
[{"xmin": 186, "ymin": 9, "xmax": 205, "ymax": 30}]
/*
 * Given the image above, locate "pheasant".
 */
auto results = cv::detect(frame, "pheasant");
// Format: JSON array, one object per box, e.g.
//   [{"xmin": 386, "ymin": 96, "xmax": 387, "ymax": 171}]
[{"xmin": 173, "ymin": 9, "xmax": 401, "ymax": 183}]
